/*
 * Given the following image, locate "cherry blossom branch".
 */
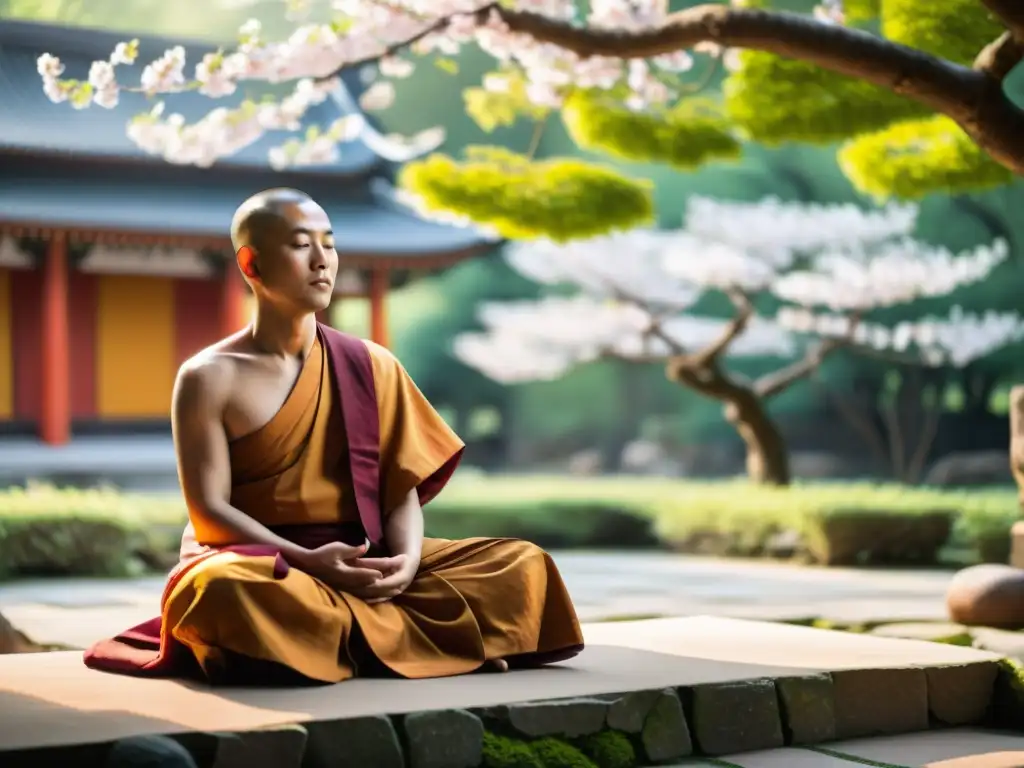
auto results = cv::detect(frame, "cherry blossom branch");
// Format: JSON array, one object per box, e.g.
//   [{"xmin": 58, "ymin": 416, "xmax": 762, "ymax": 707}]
[
  {"xmin": 489, "ymin": 3, "xmax": 1024, "ymax": 175},
  {"xmin": 754, "ymin": 339, "xmax": 842, "ymax": 399},
  {"xmin": 686, "ymin": 290, "xmax": 753, "ymax": 368}
]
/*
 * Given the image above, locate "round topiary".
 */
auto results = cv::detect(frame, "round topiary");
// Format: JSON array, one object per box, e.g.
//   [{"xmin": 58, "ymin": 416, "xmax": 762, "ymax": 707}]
[
  {"xmin": 576, "ymin": 731, "xmax": 637, "ymax": 768},
  {"xmin": 529, "ymin": 737, "xmax": 598, "ymax": 768},
  {"xmin": 482, "ymin": 732, "xmax": 543, "ymax": 768}
]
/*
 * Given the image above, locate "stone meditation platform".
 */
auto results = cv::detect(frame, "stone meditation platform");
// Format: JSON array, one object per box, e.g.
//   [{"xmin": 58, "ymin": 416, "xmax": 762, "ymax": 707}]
[{"xmin": 0, "ymin": 616, "xmax": 1020, "ymax": 767}]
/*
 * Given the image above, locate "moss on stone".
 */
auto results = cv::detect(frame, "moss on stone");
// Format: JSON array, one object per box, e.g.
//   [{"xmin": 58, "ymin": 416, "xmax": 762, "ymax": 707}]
[
  {"xmin": 575, "ymin": 731, "xmax": 636, "ymax": 768},
  {"xmin": 482, "ymin": 732, "xmax": 543, "ymax": 768},
  {"xmin": 529, "ymin": 737, "xmax": 598, "ymax": 768}
]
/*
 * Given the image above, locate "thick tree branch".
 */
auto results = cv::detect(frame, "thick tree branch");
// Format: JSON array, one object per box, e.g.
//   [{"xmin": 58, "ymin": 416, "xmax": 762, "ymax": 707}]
[
  {"xmin": 499, "ymin": 4, "xmax": 1024, "ymax": 173},
  {"xmin": 754, "ymin": 339, "xmax": 842, "ymax": 399},
  {"xmin": 974, "ymin": 31, "xmax": 1024, "ymax": 80},
  {"xmin": 979, "ymin": 0, "xmax": 1024, "ymax": 42},
  {"xmin": 337, "ymin": 3, "xmax": 1024, "ymax": 175},
  {"xmin": 685, "ymin": 291, "xmax": 753, "ymax": 369}
]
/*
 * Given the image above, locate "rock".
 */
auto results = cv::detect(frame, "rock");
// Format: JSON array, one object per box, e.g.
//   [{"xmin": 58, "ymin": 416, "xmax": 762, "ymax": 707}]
[
  {"xmin": 947, "ymin": 564, "xmax": 1024, "ymax": 629},
  {"xmin": 304, "ymin": 715, "xmax": 404, "ymax": 768},
  {"xmin": 926, "ymin": 662, "xmax": 1000, "ymax": 726},
  {"xmin": 869, "ymin": 622, "xmax": 972, "ymax": 644},
  {"xmin": 831, "ymin": 668, "xmax": 928, "ymax": 739},
  {"xmin": 211, "ymin": 726, "xmax": 307, "ymax": 768},
  {"xmin": 607, "ymin": 689, "xmax": 662, "ymax": 733},
  {"xmin": 971, "ymin": 627, "xmax": 1024, "ymax": 661},
  {"xmin": 105, "ymin": 736, "xmax": 199, "ymax": 768},
  {"xmin": 403, "ymin": 709, "xmax": 483, "ymax": 768},
  {"xmin": 763, "ymin": 529, "xmax": 803, "ymax": 559},
  {"xmin": 507, "ymin": 698, "xmax": 609, "ymax": 738},
  {"xmin": 688, "ymin": 679, "xmax": 783, "ymax": 756},
  {"xmin": 0, "ymin": 611, "xmax": 44, "ymax": 654},
  {"xmin": 775, "ymin": 674, "xmax": 836, "ymax": 745},
  {"xmin": 790, "ymin": 452, "xmax": 853, "ymax": 480},
  {"xmin": 640, "ymin": 689, "xmax": 691, "ymax": 763},
  {"xmin": 924, "ymin": 450, "xmax": 1012, "ymax": 487}
]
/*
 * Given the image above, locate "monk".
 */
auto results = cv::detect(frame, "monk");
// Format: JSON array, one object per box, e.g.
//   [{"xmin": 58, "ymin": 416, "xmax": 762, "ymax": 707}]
[{"xmin": 84, "ymin": 188, "xmax": 584, "ymax": 685}]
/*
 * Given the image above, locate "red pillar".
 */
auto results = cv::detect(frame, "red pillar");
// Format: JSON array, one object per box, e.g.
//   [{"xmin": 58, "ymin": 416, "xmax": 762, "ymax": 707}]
[
  {"xmin": 221, "ymin": 265, "xmax": 250, "ymax": 337},
  {"xmin": 40, "ymin": 232, "xmax": 70, "ymax": 445},
  {"xmin": 369, "ymin": 268, "xmax": 389, "ymax": 348}
]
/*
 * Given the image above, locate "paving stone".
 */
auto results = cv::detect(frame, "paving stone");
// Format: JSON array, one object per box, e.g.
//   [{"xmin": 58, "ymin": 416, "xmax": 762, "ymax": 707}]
[
  {"xmin": 639, "ymin": 689, "xmax": 691, "ymax": 763},
  {"xmin": 304, "ymin": 715, "xmax": 404, "ymax": 768},
  {"xmin": 775, "ymin": 674, "xmax": 836, "ymax": 745},
  {"xmin": 925, "ymin": 661, "xmax": 999, "ymax": 727},
  {"xmin": 831, "ymin": 668, "xmax": 928, "ymax": 739},
  {"xmin": 607, "ymin": 689, "xmax": 662, "ymax": 733},
  {"xmin": 211, "ymin": 725, "xmax": 308, "ymax": 768},
  {"xmin": 971, "ymin": 627, "xmax": 1024, "ymax": 661},
  {"xmin": 403, "ymin": 709, "xmax": 483, "ymax": 768},
  {"xmin": 869, "ymin": 622, "xmax": 971, "ymax": 644},
  {"xmin": 688, "ymin": 678, "xmax": 783, "ymax": 756},
  {"xmin": 507, "ymin": 698, "xmax": 610, "ymax": 738}
]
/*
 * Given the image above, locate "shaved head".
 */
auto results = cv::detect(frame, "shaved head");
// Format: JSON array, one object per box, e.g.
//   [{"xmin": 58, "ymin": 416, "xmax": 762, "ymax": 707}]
[{"xmin": 230, "ymin": 188, "xmax": 316, "ymax": 254}]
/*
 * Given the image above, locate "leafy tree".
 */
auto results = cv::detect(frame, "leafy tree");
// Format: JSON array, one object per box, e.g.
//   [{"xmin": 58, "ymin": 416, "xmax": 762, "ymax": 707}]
[
  {"xmin": 453, "ymin": 197, "xmax": 1020, "ymax": 485},
  {"xmin": 32, "ymin": 0, "xmax": 1024, "ymax": 242}
]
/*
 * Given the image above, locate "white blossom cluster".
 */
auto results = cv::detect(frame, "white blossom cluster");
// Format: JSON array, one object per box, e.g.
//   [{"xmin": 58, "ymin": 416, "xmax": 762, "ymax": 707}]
[
  {"xmin": 35, "ymin": 0, "xmax": 732, "ymax": 168},
  {"xmin": 454, "ymin": 197, "xmax": 1021, "ymax": 383}
]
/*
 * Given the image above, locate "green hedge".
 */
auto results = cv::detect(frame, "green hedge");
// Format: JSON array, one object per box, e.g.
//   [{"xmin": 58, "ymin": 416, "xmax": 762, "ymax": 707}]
[{"xmin": 0, "ymin": 478, "xmax": 1017, "ymax": 579}]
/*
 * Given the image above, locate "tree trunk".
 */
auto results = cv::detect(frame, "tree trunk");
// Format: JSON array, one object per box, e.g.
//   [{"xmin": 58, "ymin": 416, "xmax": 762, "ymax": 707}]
[
  {"xmin": 723, "ymin": 391, "xmax": 791, "ymax": 486},
  {"xmin": 667, "ymin": 357, "xmax": 791, "ymax": 486}
]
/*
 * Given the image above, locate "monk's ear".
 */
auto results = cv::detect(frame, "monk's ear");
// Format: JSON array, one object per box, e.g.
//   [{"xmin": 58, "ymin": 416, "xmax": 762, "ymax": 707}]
[{"xmin": 236, "ymin": 246, "xmax": 259, "ymax": 279}]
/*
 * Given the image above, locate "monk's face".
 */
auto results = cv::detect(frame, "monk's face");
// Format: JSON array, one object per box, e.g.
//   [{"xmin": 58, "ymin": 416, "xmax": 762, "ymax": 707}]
[{"xmin": 253, "ymin": 199, "xmax": 337, "ymax": 312}]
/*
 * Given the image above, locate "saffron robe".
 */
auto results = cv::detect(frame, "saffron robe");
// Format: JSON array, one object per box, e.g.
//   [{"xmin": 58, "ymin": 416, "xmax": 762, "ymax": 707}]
[{"xmin": 84, "ymin": 325, "xmax": 584, "ymax": 684}]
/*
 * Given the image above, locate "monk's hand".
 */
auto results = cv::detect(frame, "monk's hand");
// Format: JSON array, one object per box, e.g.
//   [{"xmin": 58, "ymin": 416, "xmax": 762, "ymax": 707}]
[
  {"xmin": 298, "ymin": 541, "xmax": 384, "ymax": 593},
  {"xmin": 355, "ymin": 554, "xmax": 418, "ymax": 604}
]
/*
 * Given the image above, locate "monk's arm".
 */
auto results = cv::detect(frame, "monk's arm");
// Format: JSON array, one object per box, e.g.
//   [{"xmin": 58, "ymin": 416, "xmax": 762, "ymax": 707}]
[
  {"xmin": 385, "ymin": 487, "xmax": 424, "ymax": 566},
  {"xmin": 172, "ymin": 361, "xmax": 316, "ymax": 564}
]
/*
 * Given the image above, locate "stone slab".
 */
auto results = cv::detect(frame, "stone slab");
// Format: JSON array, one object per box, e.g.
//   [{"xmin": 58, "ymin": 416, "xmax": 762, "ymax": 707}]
[
  {"xmin": 823, "ymin": 728, "xmax": 1024, "ymax": 767},
  {"xmin": 0, "ymin": 617, "xmax": 1001, "ymax": 753},
  {"xmin": 699, "ymin": 748, "xmax": 862, "ymax": 767}
]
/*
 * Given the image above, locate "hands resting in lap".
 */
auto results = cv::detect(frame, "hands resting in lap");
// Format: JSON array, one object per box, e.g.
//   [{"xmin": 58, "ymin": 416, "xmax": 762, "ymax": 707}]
[{"xmin": 297, "ymin": 541, "xmax": 417, "ymax": 603}]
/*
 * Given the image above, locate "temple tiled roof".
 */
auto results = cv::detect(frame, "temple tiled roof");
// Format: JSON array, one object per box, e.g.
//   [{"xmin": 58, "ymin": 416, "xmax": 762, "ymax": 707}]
[
  {"xmin": 0, "ymin": 155, "xmax": 494, "ymax": 262},
  {"xmin": 0, "ymin": 19, "xmax": 379, "ymax": 174}
]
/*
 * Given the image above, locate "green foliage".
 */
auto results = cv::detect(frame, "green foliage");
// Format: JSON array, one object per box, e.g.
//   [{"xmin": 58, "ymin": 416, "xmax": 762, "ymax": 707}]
[
  {"xmin": 529, "ymin": 738, "xmax": 597, "ymax": 768},
  {"xmin": 845, "ymin": 0, "xmax": 881, "ymax": 22},
  {"xmin": 881, "ymin": 0, "xmax": 1002, "ymax": 65},
  {"xmin": 724, "ymin": 51, "xmax": 928, "ymax": 145},
  {"xmin": 464, "ymin": 71, "xmax": 549, "ymax": 133},
  {"xmin": 561, "ymin": 92, "xmax": 742, "ymax": 169},
  {"xmin": 398, "ymin": 147, "xmax": 654, "ymax": 241},
  {"xmin": 838, "ymin": 115, "xmax": 1013, "ymax": 199},
  {"xmin": 575, "ymin": 731, "xmax": 636, "ymax": 768},
  {"xmin": 482, "ymin": 732, "xmax": 543, "ymax": 768}
]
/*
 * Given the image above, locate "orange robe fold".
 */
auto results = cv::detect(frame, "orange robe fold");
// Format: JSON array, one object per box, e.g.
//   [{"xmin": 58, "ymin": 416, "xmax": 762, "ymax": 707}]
[{"xmin": 85, "ymin": 325, "xmax": 584, "ymax": 684}]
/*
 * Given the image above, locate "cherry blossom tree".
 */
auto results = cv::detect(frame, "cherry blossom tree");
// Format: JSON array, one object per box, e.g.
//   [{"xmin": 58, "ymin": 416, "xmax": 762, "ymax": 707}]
[
  {"xmin": 454, "ymin": 197, "xmax": 1022, "ymax": 485},
  {"xmin": 33, "ymin": 0, "xmax": 1024, "ymax": 242}
]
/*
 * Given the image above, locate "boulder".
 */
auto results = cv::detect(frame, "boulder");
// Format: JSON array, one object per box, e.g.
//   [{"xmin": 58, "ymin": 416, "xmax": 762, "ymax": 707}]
[
  {"xmin": 947, "ymin": 564, "xmax": 1024, "ymax": 629},
  {"xmin": 924, "ymin": 450, "xmax": 1011, "ymax": 487}
]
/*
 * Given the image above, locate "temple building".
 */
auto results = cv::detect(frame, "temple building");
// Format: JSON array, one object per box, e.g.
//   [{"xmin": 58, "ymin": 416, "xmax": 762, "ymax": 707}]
[{"xmin": 0, "ymin": 19, "xmax": 491, "ymax": 447}]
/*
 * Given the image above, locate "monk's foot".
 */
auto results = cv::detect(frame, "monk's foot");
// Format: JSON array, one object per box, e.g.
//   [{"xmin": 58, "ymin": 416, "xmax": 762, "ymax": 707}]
[{"xmin": 485, "ymin": 658, "xmax": 509, "ymax": 673}]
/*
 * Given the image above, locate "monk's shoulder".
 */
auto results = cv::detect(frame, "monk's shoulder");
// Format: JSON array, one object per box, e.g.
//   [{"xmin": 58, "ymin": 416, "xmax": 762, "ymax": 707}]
[
  {"xmin": 360, "ymin": 339, "xmax": 410, "ymax": 382},
  {"xmin": 174, "ymin": 344, "xmax": 240, "ymax": 409}
]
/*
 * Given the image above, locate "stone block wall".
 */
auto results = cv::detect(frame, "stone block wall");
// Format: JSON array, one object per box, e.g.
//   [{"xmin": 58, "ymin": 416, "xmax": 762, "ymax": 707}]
[{"xmin": 9, "ymin": 659, "xmax": 1003, "ymax": 768}]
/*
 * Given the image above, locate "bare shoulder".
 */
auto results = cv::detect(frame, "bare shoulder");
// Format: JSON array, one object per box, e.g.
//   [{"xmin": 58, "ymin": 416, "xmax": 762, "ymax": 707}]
[{"xmin": 174, "ymin": 337, "xmax": 245, "ymax": 410}]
